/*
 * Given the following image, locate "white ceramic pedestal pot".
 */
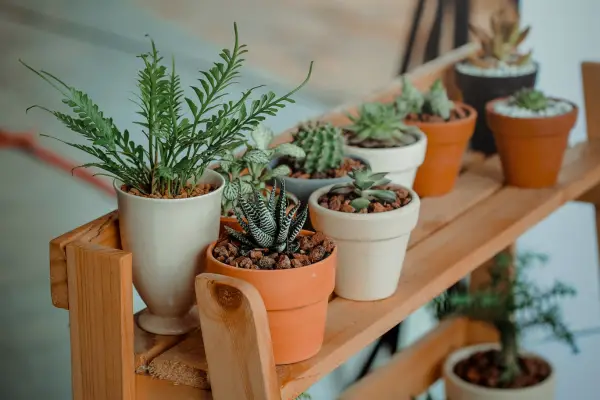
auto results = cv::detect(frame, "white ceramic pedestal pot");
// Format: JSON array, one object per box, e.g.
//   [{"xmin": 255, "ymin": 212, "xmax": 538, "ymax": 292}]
[
  {"xmin": 444, "ymin": 343, "xmax": 555, "ymax": 400},
  {"xmin": 308, "ymin": 184, "xmax": 420, "ymax": 301},
  {"xmin": 343, "ymin": 130, "xmax": 427, "ymax": 188},
  {"xmin": 115, "ymin": 169, "xmax": 224, "ymax": 335}
]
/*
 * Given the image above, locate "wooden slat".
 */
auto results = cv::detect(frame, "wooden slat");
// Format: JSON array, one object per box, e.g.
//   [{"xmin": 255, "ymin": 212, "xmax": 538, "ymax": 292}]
[
  {"xmin": 67, "ymin": 242, "xmax": 134, "ymax": 400},
  {"xmin": 135, "ymin": 374, "xmax": 212, "ymax": 400},
  {"xmin": 134, "ymin": 312, "xmax": 187, "ymax": 372},
  {"xmin": 196, "ymin": 273, "xmax": 280, "ymax": 400},
  {"xmin": 278, "ymin": 140, "xmax": 600, "ymax": 398},
  {"xmin": 582, "ymin": 62, "xmax": 600, "ymax": 140},
  {"xmin": 50, "ymin": 210, "xmax": 119, "ymax": 309},
  {"xmin": 340, "ymin": 318, "xmax": 469, "ymax": 400}
]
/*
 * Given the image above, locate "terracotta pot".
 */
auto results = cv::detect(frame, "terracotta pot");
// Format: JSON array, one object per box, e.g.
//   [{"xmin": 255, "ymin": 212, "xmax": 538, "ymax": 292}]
[
  {"xmin": 444, "ymin": 343, "xmax": 555, "ymax": 400},
  {"xmin": 205, "ymin": 231, "xmax": 336, "ymax": 364},
  {"xmin": 308, "ymin": 184, "xmax": 420, "ymax": 301},
  {"xmin": 343, "ymin": 130, "xmax": 427, "ymax": 188},
  {"xmin": 455, "ymin": 63, "xmax": 538, "ymax": 155},
  {"xmin": 116, "ymin": 169, "xmax": 224, "ymax": 335},
  {"xmin": 486, "ymin": 98, "xmax": 578, "ymax": 188},
  {"xmin": 410, "ymin": 103, "xmax": 477, "ymax": 197}
]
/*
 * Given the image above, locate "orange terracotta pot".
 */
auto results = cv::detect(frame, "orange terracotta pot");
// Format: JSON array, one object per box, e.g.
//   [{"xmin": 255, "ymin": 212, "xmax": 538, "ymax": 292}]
[
  {"xmin": 206, "ymin": 227, "xmax": 336, "ymax": 364},
  {"xmin": 410, "ymin": 103, "xmax": 477, "ymax": 197},
  {"xmin": 486, "ymin": 98, "xmax": 578, "ymax": 188}
]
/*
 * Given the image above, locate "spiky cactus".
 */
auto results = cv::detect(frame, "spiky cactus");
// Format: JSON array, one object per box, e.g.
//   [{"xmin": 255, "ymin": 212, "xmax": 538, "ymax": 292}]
[
  {"xmin": 468, "ymin": 7, "xmax": 532, "ymax": 69},
  {"xmin": 225, "ymin": 179, "xmax": 307, "ymax": 255},
  {"xmin": 396, "ymin": 77, "xmax": 454, "ymax": 120},
  {"xmin": 328, "ymin": 168, "xmax": 397, "ymax": 211},
  {"xmin": 291, "ymin": 122, "xmax": 345, "ymax": 174},
  {"xmin": 345, "ymin": 103, "xmax": 421, "ymax": 147},
  {"xmin": 511, "ymin": 88, "xmax": 549, "ymax": 112}
]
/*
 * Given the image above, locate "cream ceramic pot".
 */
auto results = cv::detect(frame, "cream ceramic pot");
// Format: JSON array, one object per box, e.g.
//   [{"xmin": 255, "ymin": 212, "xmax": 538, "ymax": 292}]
[
  {"xmin": 308, "ymin": 183, "xmax": 420, "ymax": 301},
  {"xmin": 115, "ymin": 169, "xmax": 224, "ymax": 335},
  {"xmin": 343, "ymin": 130, "xmax": 427, "ymax": 187},
  {"xmin": 444, "ymin": 343, "xmax": 555, "ymax": 400}
]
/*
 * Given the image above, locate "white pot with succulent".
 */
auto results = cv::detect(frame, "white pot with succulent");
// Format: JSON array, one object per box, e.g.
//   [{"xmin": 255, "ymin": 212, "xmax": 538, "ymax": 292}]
[
  {"xmin": 342, "ymin": 103, "xmax": 427, "ymax": 188},
  {"xmin": 22, "ymin": 24, "xmax": 313, "ymax": 335}
]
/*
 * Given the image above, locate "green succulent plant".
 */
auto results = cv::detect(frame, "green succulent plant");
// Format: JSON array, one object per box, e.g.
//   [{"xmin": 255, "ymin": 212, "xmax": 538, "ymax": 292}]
[
  {"xmin": 345, "ymin": 103, "xmax": 421, "ymax": 148},
  {"xmin": 226, "ymin": 179, "xmax": 307, "ymax": 255},
  {"xmin": 291, "ymin": 122, "xmax": 345, "ymax": 174},
  {"xmin": 511, "ymin": 88, "xmax": 549, "ymax": 112},
  {"xmin": 217, "ymin": 124, "xmax": 305, "ymax": 215},
  {"xmin": 396, "ymin": 77, "xmax": 454, "ymax": 120},
  {"xmin": 328, "ymin": 168, "xmax": 397, "ymax": 211}
]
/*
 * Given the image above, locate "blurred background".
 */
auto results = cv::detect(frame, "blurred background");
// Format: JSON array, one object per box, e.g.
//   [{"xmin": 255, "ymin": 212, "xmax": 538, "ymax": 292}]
[{"xmin": 1, "ymin": 0, "xmax": 600, "ymax": 398}]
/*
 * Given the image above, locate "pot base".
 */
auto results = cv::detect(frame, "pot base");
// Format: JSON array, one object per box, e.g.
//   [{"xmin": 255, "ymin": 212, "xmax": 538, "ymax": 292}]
[{"xmin": 138, "ymin": 307, "xmax": 199, "ymax": 335}]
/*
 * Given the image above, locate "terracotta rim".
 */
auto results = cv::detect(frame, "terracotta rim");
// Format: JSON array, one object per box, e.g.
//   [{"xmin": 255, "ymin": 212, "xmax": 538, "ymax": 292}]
[
  {"xmin": 406, "ymin": 102, "xmax": 477, "ymax": 128},
  {"xmin": 486, "ymin": 96, "xmax": 578, "ymax": 121}
]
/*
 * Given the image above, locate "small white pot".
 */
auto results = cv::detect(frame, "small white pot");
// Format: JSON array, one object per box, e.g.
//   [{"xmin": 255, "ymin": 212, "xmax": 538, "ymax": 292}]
[
  {"xmin": 444, "ymin": 343, "xmax": 555, "ymax": 400},
  {"xmin": 115, "ymin": 169, "xmax": 224, "ymax": 335},
  {"xmin": 308, "ymin": 184, "xmax": 420, "ymax": 301},
  {"xmin": 343, "ymin": 131, "xmax": 427, "ymax": 187}
]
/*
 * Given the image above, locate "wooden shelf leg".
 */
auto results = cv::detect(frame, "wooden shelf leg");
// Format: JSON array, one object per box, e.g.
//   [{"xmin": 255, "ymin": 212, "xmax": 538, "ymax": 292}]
[
  {"xmin": 66, "ymin": 242, "xmax": 135, "ymax": 400},
  {"xmin": 195, "ymin": 273, "xmax": 281, "ymax": 400}
]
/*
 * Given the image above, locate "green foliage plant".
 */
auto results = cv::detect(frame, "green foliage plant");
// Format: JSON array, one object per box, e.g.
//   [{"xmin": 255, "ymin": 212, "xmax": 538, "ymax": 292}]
[
  {"xmin": 345, "ymin": 103, "xmax": 421, "ymax": 148},
  {"xmin": 328, "ymin": 167, "xmax": 396, "ymax": 212},
  {"xmin": 396, "ymin": 77, "xmax": 454, "ymax": 120},
  {"xmin": 217, "ymin": 124, "xmax": 305, "ymax": 215},
  {"xmin": 511, "ymin": 88, "xmax": 549, "ymax": 112},
  {"xmin": 20, "ymin": 24, "xmax": 313, "ymax": 197},
  {"xmin": 291, "ymin": 122, "xmax": 345, "ymax": 175},
  {"xmin": 432, "ymin": 251, "xmax": 578, "ymax": 385}
]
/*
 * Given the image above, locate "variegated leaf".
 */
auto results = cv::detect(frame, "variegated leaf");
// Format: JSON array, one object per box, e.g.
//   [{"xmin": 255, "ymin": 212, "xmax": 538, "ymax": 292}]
[
  {"xmin": 254, "ymin": 193, "xmax": 277, "ymax": 236},
  {"xmin": 233, "ymin": 204, "xmax": 250, "ymax": 233},
  {"xmin": 275, "ymin": 143, "xmax": 306, "ymax": 159},
  {"xmin": 239, "ymin": 196, "xmax": 259, "ymax": 224},
  {"xmin": 250, "ymin": 124, "xmax": 274, "ymax": 150},
  {"xmin": 268, "ymin": 164, "xmax": 292, "ymax": 178},
  {"xmin": 247, "ymin": 215, "xmax": 274, "ymax": 248},
  {"xmin": 223, "ymin": 181, "xmax": 239, "ymax": 201},
  {"xmin": 243, "ymin": 149, "xmax": 271, "ymax": 165},
  {"xmin": 224, "ymin": 226, "xmax": 256, "ymax": 248},
  {"xmin": 277, "ymin": 203, "xmax": 298, "ymax": 244}
]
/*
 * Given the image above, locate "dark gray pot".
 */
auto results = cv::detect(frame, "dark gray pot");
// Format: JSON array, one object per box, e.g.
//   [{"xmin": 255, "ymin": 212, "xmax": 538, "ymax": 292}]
[{"xmin": 270, "ymin": 155, "xmax": 370, "ymax": 229}]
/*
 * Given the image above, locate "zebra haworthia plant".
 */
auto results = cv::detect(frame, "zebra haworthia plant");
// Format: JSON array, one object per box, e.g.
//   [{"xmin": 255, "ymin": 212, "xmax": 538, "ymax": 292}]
[
  {"xmin": 225, "ymin": 179, "xmax": 308, "ymax": 255},
  {"xmin": 328, "ymin": 168, "xmax": 396, "ymax": 211}
]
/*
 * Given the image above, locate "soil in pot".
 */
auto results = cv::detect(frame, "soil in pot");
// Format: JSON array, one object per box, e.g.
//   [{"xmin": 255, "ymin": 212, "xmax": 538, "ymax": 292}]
[
  {"xmin": 407, "ymin": 102, "xmax": 477, "ymax": 197},
  {"xmin": 317, "ymin": 185, "xmax": 412, "ymax": 214},
  {"xmin": 277, "ymin": 156, "xmax": 365, "ymax": 179},
  {"xmin": 454, "ymin": 349, "xmax": 552, "ymax": 390},
  {"xmin": 455, "ymin": 63, "xmax": 538, "ymax": 155},
  {"xmin": 121, "ymin": 182, "xmax": 216, "ymax": 198}
]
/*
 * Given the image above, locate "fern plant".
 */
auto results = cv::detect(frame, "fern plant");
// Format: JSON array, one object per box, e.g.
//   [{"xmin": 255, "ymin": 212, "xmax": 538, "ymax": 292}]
[
  {"xmin": 328, "ymin": 168, "xmax": 397, "ymax": 211},
  {"xmin": 396, "ymin": 77, "xmax": 454, "ymax": 120},
  {"xmin": 225, "ymin": 179, "xmax": 307, "ymax": 255},
  {"xmin": 21, "ymin": 24, "xmax": 313, "ymax": 197},
  {"xmin": 431, "ymin": 251, "xmax": 578, "ymax": 384},
  {"xmin": 511, "ymin": 88, "xmax": 549, "ymax": 112},
  {"xmin": 217, "ymin": 124, "xmax": 305, "ymax": 215},
  {"xmin": 291, "ymin": 122, "xmax": 345, "ymax": 174},
  {"xmin": 345, "ymin": 103, "xmax": 421, "ymax": 148}
]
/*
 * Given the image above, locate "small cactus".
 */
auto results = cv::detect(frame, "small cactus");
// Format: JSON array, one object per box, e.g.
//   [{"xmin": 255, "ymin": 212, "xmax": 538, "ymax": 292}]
[
  {"xmin": 468, "ymin": 7, "xmax": 532, "ymax": 69},
  {"xmin": 511, "ymin": 88, "xmax": 549, "ymax": 112},
  {"xmin": 345, "ymin": 103, "xmax": 421, "ymax": 148},
  {"xmin": 328, "ymin": 168, "xmax": 397, "ymax": 211},
  {"xmin": 396, "ymin": 77, "xmax": 454, "ymax": 120},
  {"xmin": 291, "ymin": 122, "xmax": 345, "ymax": 174}
]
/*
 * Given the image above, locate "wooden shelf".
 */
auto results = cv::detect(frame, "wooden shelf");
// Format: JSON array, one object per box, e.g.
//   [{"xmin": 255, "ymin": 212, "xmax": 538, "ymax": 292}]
[{"xmin": 48, "ymin": 44, "xmax": 600, "ymax": 400}]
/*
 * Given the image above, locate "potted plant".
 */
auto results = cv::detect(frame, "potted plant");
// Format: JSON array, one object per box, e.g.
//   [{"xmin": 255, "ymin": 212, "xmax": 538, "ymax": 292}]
[
  {"xmin": 22, "ymin": 24, "xmax": 313, "ymax": 335},
  {"xmin": 455, "ymin": 7, "xmax": 537, "ymax": 155},
  {"xmin": 486, "ymin": 88, "xmax": 578, "ymax": 188},
  {"xmin": 397, "ymin": 77, "xmax": 477, "ymax": 197},
  {"xmin": 433, "ymin": 251, "xmax": 578, "ymax": 399},
  {"xmin": 217, "ymin": 124, "xmax": 305, "ymax": 218},
  {"xmin": 271, "ymin": 122, "xmax": 369, "ymax": 227},
  {"xmin": 308, "ymin": 168, "xmax": 420, "ymax": 301},
  {"xmin": 206, "ymin": 180, "xmax": 337, "ymax": 364},
  {"xmin": 342, "ymin": 103, "xmax": 427, "ymax": 187}
]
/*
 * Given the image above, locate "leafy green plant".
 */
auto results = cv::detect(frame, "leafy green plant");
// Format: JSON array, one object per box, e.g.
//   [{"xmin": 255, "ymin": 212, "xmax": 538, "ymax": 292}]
[
  {"xmin": 396, "ymin": 77, "xmax": 454, "ymax": 120},
  {"xmin": 217, "ymin": 124, "xmax": 305, "ymax": 215},
  {"xmin": 225, "ymin": 179, "xmax": 307, "ymax": 255},
  {"xmin": 291, "ymin": 122, "xmax": 345, "ymax": 174},
  {"xmin": 21, "ymin": 24, "xmax": 313, "ymax": 197},
  {"xmin": 511, "ymin": 88, "xmax": 549, "ymax": 112},
  {"xmin": 345, "ymin": 103, "xmax": 421, "ymax": 148},
  {"xmin": 295, "ymin": 393, "xmax": 311, "ymax": 400},
  {"xmin": 431, "ymin": 251, "xmax": 578, "ymax": 384},
  {"xmin": 328, "ymin": 168, "xmax": 396, "ymax": 211},
  {"xmin": 468, "ymin": 7, "xmax": 532, "ymax": 69}
]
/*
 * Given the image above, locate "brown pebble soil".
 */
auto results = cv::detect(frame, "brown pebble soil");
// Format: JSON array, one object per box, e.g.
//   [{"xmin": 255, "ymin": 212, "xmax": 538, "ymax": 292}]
[
  {"xmin": 121, "ymin": 183, "xmax": 215, "ymax": 199},
  {"xmin": 404, "ymin": 103, "xmax": 471, "ymax": 123},
  {"xmin": 280, "ymin": 157, "xmax": 365, "ymax": 180},
  {"xmin": 213, "ymin": 231, "xmax": 335, "ymax": 270},
  {"xmin": 318, "ymin": 185, "xmax": 412, "ymax": 214},
  {"xmin": 454, "ymin": 349, "xmax": 552, "ymax": 389}
]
